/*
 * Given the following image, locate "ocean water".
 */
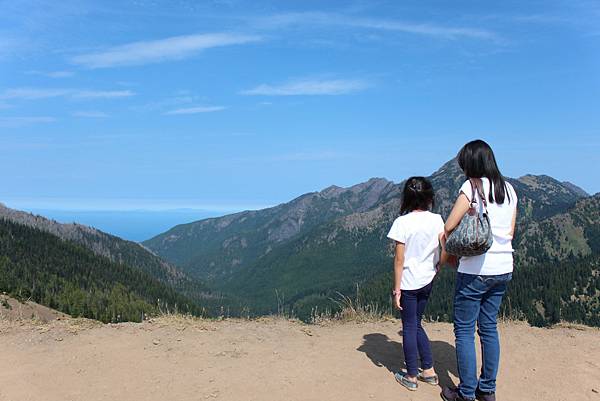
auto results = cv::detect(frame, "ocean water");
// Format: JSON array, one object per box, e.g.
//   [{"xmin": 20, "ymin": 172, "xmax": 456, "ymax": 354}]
[{"xmin": 28, "ymin": 209, "xmax": 225, "ymax": 242}]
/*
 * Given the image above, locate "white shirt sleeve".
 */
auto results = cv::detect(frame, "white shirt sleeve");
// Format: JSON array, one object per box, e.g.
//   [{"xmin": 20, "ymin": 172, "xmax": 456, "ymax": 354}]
[
  {"xmin": 437, "ymin": 214, "xmax": 445, "ymax": 234},
  {"xmin": 387, "ymin": 217, "xmax": 407, "ymax": 243},
  {"xmin": 459, "ymin": 180, "xmax": 473, "ymax": 202}
]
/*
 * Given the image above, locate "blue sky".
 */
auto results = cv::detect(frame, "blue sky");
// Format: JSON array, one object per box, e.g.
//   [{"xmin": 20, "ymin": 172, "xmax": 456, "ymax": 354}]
[{"xmin": 1, "ymin": 0, "xmax": 599, "ymax": 214}]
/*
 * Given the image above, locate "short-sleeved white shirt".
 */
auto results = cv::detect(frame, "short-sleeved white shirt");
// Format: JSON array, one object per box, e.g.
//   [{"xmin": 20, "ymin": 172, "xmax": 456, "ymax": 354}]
[
  {"xmin": 458, "ymin": 178, "xmax": 518, "ymax": 276},
  {"xmin": 387, "ymin": 211, "xmax": 445, "ymax": 290}
]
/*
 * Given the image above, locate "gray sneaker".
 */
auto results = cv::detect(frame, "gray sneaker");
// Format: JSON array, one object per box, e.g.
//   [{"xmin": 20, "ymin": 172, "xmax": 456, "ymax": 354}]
[
  {"xmin": 395, "ymin": 371, "xmax": 418, "ymax": 391},
  {"xmin": 417, "ymin": 371, "xmax": 439, "ymax": 386}
]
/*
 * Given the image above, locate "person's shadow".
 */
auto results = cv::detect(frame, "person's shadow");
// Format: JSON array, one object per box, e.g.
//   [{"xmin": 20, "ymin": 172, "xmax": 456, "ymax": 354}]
[{"xmin": 356, "ymin": 331, "xmax": 458, "ymax": 388}]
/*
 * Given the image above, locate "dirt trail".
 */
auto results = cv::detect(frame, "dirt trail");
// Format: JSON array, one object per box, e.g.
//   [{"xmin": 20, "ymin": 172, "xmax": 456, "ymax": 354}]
[{"xmin": 0, "ymin": 316, "xmax": 598, "ymax": 401}]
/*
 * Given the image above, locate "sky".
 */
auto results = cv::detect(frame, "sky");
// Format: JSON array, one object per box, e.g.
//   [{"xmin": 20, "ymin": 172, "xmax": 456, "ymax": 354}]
[{"xmin": 1, "ymin": 0, "xmax": 599, "ymax": 218}]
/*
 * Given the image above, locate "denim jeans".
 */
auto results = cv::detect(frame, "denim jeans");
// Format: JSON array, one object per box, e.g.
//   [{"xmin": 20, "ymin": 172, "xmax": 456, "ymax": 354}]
[
  {"xmin": 453, "ymin": 272, "xmax": 512, "ymax": 400},
  {"xmin": 400, "ymin": 281, "xmax": 434, "ymax": 377}
]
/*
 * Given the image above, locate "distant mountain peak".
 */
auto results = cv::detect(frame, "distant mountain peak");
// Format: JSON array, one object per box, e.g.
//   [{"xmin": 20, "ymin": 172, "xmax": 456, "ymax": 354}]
[
  {"xmin": 319, "ymin": 185, "xmax": 344, "ymax": 197},
  {"xmin": 316, "ymin": 178, "xmax": 394, "ymax": 201},
  {"xmin": 431, "ymin": 158, "xmax": 461, "ymax": 178},
  {"xmin": 348, "ymin": 177, "xmax": 393, "ymax": 192},
  {"xmin": 517, "ymin": 175, "xmax": 588, "ymax": 199},
  {"xmin": 561, "ymin": 181, "xmax": 589, "ymax": 198}
]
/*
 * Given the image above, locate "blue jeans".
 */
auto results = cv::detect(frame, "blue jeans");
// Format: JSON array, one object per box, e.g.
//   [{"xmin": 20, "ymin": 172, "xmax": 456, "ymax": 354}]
[
  {"xmin": 453, "ymin": 272, "xmax": 512, "ymax": 399},
  {"xmin": 400, "ymin": 281, "xmax": 434, "ymax": 377}
]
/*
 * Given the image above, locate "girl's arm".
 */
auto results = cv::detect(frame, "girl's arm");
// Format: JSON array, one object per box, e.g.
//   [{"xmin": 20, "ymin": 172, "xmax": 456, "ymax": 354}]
[
  {"xmin": 438, "ymin": 232, "xmax": 449, "ymax": 267},
  {"xmin": 444, "ymin": 193, "xmax": 470, "ymax": 237},
  {"xmin": 393, "ymin": 242, "xmax": 405, "ymax": 310},
  {"xmin": 438, "ymin": 232, "xmax": 458, "ymax": 269}
]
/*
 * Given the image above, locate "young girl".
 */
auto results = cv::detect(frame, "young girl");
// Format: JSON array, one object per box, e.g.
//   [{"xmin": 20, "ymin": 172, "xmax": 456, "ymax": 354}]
[{"xmin": 387, "ymin": 176, "xmax": 445, "ymax": 391}]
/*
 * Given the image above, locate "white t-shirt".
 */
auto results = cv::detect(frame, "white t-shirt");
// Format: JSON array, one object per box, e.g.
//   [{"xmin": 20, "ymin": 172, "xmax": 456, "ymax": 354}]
[
  {"xmin": 387, "ymin": 211, "xmax": 445, "ymax": 290},
  {"xmin": 458, "ymin": 178, "xmax": 518, "ymax": 276}
]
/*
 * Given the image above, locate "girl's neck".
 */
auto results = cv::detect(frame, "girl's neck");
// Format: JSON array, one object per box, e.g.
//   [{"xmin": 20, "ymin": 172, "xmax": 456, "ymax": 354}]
[{"xmin": 412, "ymin": 209, "xmax": 427, "ymax": 213}]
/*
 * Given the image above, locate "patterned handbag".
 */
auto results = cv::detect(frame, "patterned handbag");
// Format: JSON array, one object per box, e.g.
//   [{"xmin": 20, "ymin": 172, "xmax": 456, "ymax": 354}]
[{"xmin": 445, "ymin": 178, "xmax": 493, "ymax": 257}]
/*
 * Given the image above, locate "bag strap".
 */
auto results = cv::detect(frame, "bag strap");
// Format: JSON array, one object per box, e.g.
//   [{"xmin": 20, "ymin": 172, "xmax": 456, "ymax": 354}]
[
  {"xmin": 468, "ymin": 178, "xmax": 489, "ymax": 216},
  {"xmin": 468, "ymin": 179, "xmax": 476, "ymax": 208}
]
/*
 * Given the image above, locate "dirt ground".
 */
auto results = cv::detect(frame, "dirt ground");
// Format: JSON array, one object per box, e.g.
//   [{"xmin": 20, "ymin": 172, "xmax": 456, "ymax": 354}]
[
  {"xmin": 0, "ymin": 314, "xmax": 598, "ymax": 401},
  {"xmin": 0, "ymin": 295, "xmax": 67, "ymax": 322}
]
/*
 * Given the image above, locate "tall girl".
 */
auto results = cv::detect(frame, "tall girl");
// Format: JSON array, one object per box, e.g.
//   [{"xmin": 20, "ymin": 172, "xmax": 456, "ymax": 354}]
[
  {"xmin": 441, "ymin": 140, "xmax": 518, "ymax": 401},
  {"xmin": 387, "ymin": 176, "xmax": 444, "ymax": 391}
]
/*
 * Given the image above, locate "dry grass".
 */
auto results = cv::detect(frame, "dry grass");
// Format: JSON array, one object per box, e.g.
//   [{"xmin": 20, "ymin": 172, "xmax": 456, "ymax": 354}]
[
  {"xmin": 310, "ymin": 287, "xmax": 395, "ymax": 325},
  {"xmin": 150, "ymin": 313, "xmax": 218, "ymax": 332},
  {"xmin": 553, "ymin": 321, "xmax": 599, "ymax": 331}
]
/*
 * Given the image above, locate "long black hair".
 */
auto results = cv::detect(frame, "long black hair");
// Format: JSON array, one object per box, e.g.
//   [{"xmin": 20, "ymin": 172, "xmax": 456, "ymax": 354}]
[
  {"xmin": 400, "ymin": 176, "xmax": 435, "ymax": 215},
  {"xmin": 457, "ymin": 139, "xmax": 510, "ymax": 204}
]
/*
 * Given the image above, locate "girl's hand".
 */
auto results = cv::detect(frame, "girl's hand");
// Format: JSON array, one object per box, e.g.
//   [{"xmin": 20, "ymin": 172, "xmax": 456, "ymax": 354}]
[
  {"xmin": 439, "ymin": 231, "xmax": 447, "ymax": 244},
  {"xmin": 448, "ymin": 255, "xmax": 459, "ymax": 268},
  {"xmin": 393, "ymin": 293, "xmax": 402, "ymax": 310}
]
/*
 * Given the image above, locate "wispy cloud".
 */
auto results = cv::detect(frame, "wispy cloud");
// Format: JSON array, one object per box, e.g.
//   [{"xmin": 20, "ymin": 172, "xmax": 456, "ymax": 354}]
[
  {"xmin": 271, "ymin": 151, "xmax": 350, "ymax": 162},
  {"xmin": 253, "ymin": 12, "xmax": 497, "ymax": 41},
  {"xmin": 72, "ymin": 111, "xmax": 109, "ymax": 118},
  {"xmin": 71, "ymin": 33, "xmax": 262, "ymax": 68},
  {"xmin": 71, "ymin": 90, "xmax": 134, "ymax": 99},
  {"xmin": 241, "ymin": 78, "xmax": 370, "ymax": 96},
  {"xmin": 132, "ymin": 94, "xmax": 195, "ymax": 113},
  {"xmin": 1, "ymin": 197, "xmax": 270, "ymax": 213},
  {"xmin": 165, "ymin": 105, "xmax": 227, "ymax": 115},
  {"xmin": 233, "ymin": 150, "xmax": 354, "ymax": 163},
  {"xmin": 0, "ymin": 116, "xmax": 56, "ymax": 127},
  {"xmin": 0, "ymin": 36, "xmax": 26, "ymax": 60},
  {"xmin": 0, "ymin": 88, "xmax": 70, "ymax": 100},
  {"xmin": 0, "ymin": 88, "xmax": 135, "ymax": 100},
  {"xmin": 25, "ymin": 70, "xmax": 74, "ymax": 78}
]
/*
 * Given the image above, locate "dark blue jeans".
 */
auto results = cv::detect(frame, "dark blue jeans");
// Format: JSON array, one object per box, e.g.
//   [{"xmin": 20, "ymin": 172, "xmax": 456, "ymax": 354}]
[
  {"xmin": 400, "ymin": 281, "xmax": 434, "ymax": 377},
  {"xmin": 453, "ymin": 272, "xmax": 512, "ymax": 400}
]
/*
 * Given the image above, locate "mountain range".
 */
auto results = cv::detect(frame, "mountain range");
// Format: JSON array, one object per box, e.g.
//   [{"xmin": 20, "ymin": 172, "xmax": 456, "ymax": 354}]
[
  {"xmin": 143, "ymin": 159, "xmax": 599, "ymax": 325},
  {"xmin": 1, "ymin": 158, "xmax": 598, "ymax": 326}
]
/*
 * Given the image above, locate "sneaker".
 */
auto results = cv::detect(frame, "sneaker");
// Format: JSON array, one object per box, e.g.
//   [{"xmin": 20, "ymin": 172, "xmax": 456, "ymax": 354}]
[
  {"xmin": 441, "ymin": 386, "xmax": 475, "ymax": 401},
  {"xmin": 417, "ymin": 371, "xmax": 439, "ymax": 386},
  {"xmin": 475, "ymin": 388, "xmax": 496, "ymax": 401},
  {"xmin": 395, "ymin": 371, "xmax": 418, "ymax": 391}
]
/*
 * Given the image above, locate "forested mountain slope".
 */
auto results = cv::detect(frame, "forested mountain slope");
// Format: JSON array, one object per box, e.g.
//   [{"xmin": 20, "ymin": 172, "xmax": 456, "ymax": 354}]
[
  {"xmin": 0, "ymin": 218, "xmax": 200, "ymax": 322},
  {"xmin": 0, "ymin": 203, "xmax": 215, "ymax": 303},
  {"xmin": 144, "ymin": 178, "xmax": 399, "ymax": 280}
]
